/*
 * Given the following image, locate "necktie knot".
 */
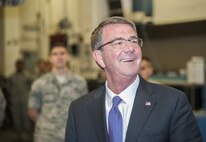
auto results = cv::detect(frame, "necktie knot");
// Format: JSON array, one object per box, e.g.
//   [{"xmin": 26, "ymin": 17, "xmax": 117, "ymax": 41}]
[{"xmin": 112, "ymin": 96, "xmax": 122, "ymax": 108}]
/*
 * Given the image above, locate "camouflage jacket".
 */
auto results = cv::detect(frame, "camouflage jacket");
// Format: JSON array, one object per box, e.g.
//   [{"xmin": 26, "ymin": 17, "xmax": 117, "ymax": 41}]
[{"xmin": 28, "ymin": 72, "xmax": 88, "ymax": 140}]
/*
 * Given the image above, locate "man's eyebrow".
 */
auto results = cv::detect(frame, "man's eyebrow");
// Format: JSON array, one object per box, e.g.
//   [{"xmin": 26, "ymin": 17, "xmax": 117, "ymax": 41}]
[
  {"xmin": 111, "ymin": 37, "xmax": 125, "ymax": 40},
  {"xmin": 114, "ymin": 36, "xmax": 138, "ymax": 40},
  {"xmin": 130, "ymin": 36, "xmax": 138, "ymax": 39}
]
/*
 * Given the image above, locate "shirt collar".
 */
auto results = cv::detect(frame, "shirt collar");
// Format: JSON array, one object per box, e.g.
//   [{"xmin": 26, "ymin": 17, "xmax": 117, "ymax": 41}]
[{"xmin": 106, "ymin": 75, "xmax": 140, "ymax": 107}]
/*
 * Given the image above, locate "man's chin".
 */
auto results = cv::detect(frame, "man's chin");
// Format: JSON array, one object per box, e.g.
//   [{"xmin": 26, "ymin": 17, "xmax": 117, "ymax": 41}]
[{"xmin": 55, "ymin": 65, "xmax": 66, "ymax": 70}]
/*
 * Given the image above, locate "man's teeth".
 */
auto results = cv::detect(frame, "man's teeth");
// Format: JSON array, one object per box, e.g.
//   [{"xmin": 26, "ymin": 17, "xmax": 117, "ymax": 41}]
[{"xmin": 123, "ymin": 59, "xmax": 133, "ymax": 62}]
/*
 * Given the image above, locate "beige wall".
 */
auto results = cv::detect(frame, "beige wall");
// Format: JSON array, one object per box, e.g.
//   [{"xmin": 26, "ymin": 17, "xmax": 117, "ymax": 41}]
[
  {"xmin": 0, "ymin": 8, "xmax": 4, "ymax": 75},
  {"xmin": 3, "ymin": 7, "xmax": 21, "ymax": 77}
]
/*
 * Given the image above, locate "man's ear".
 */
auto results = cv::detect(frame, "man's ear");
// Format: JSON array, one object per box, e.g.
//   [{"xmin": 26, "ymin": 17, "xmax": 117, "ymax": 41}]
[{"xmin": 92, "ymin": 50, "xmax": 105, "ymax": 68}]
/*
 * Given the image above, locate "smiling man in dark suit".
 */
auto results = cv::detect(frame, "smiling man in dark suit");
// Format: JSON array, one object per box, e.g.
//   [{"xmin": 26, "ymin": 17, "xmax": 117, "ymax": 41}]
[{"xmin": 64, "ymin": 16, "xmax": 202, "ymax": 142}]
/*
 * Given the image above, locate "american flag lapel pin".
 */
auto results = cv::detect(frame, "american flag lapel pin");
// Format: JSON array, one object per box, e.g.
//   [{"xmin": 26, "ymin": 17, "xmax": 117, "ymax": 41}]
[{"xmin": 145, "ymin": 101, "xmax": 151, "ymax": 106}]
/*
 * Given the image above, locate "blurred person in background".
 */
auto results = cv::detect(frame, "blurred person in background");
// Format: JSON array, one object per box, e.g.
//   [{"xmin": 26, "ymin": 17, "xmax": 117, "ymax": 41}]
[
  {"xmin": 7, "ymin": 59, "xmax": 33, "ymax": 142},
  {"xmin": 139, "ymin": 56, "xmax": 154, "ymax": 80},
  {"xmin": 0, "ymin": 88, "xmax": 6, "ymax": 128},
  {"xmin": 28, "ymin": 42, "xmax": 88, "ymax": 142},
  {"xmin": 35, "ymin": 59, "xmax": 52, "ymax": 78},
  {"xmin": 44, "ymin": 60, "xmax": 52, "ymax": 73},
  {"xmin": 36, "ymin": 59, "xmax": 47, "ymax": 78},
  {"xmin": 139, "ymin": 56, "xmax": 161, "ymax": 84}
]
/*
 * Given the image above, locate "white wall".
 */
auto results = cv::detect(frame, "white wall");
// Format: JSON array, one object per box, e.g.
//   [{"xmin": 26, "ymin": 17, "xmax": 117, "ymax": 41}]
[{"xmin": 153, "ymin": 0, "xmax": 206, "ymax": 25}]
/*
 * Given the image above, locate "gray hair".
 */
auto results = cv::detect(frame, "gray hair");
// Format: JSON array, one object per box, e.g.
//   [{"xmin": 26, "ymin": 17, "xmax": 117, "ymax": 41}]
[{"xmin": 90, "ymin": 16, "xmax": 137, "ymax": 51}]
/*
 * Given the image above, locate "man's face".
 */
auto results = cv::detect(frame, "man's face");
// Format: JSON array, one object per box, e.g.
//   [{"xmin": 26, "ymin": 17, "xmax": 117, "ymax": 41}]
[
  {"xmin": 93, "ymin": 24, "xmax": 142, "ymax": 79},
  {"xmin": 49, "ymin": 46, "xmax": 69, "ymax": 70}
]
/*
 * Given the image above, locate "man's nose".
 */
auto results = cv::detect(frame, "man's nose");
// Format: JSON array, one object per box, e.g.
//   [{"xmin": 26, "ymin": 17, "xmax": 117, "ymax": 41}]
[{"xmin": 124, "ymin": 40, "xmax": 135, "ymax": 51}]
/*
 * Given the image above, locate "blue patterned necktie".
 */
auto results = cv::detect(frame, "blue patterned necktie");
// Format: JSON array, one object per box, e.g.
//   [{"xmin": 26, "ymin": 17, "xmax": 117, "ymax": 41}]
[{"xmin": 108, "ymin": 96, "xmax": 123, "ymax": 142}]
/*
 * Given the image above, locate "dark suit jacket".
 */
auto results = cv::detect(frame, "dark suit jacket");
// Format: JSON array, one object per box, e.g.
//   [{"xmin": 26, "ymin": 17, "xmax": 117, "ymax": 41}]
[{"xmin": 65, "ymin": 77, "xmax": 202, "ymax": 142}]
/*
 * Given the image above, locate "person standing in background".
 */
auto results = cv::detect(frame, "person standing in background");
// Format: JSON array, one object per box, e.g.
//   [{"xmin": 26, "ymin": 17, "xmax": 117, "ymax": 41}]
[
  {"xmin": 0, "ymin": 88, "xmax": 6, "ymax": 128},
  {"xmin": 35, "ymin": 59, "xmax": 52, "ymax": 78},
  {"xmin": 139, "ymin": 56, "xmax": 162, "ymax": 84},
  {"xmin": 64, "ymin": 16, "xmax": 202, "ymax": 142},
  {"xmin": 139, "ymin": 56, "xmax": 154, "ymax": 80},
  {"xmin": 35, "ymin": 59, "xmax": 48, "ymax": 78},
  {"xmin": 28, "ymin": 42, "xmax": 88, "ymax": 142},
  {"xmin": 7, "ymin": 59, "xmax": 33, "ymax": 142}
]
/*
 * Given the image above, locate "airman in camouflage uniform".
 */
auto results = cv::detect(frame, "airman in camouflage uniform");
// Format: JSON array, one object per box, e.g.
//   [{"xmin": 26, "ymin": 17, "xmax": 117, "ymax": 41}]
[{"xmin": 28, "ymin": 42, "xmax": 88, "ymax": 142}]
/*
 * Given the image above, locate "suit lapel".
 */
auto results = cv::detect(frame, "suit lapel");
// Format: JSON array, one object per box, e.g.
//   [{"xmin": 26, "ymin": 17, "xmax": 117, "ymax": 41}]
[
  {"xmin": 87, "ymin": 86, "xmax": 109, "ymax": 142},
  {"xmin": 125, "ymin": 79, "xmax": 156, "ymax": 142}
]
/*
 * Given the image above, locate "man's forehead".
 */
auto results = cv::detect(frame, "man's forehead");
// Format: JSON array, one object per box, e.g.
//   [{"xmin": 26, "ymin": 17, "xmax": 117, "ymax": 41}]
[
  {"xmin": 51, "ymin": 46, "xmax": 67, "ymax": 52},
  {"xmin": 103, "ymin": 24, "xmax": 136, "ymax": 36}
]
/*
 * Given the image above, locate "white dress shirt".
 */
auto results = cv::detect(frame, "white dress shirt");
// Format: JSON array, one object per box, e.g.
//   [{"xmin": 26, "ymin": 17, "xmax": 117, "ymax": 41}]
[{"xmin": 105, "ymin": 75, "xmax": 140, "ymax": 142}]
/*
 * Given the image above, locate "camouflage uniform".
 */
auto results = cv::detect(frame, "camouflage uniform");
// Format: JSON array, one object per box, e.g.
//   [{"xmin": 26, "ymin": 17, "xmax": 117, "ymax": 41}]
[
  {"xmin": 28, "ymin": 72, "xmax": 88, "ymax": 142},
  {"xmin": 0, "ymin": 88, "xmax": 6, "ymax": 127}
]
